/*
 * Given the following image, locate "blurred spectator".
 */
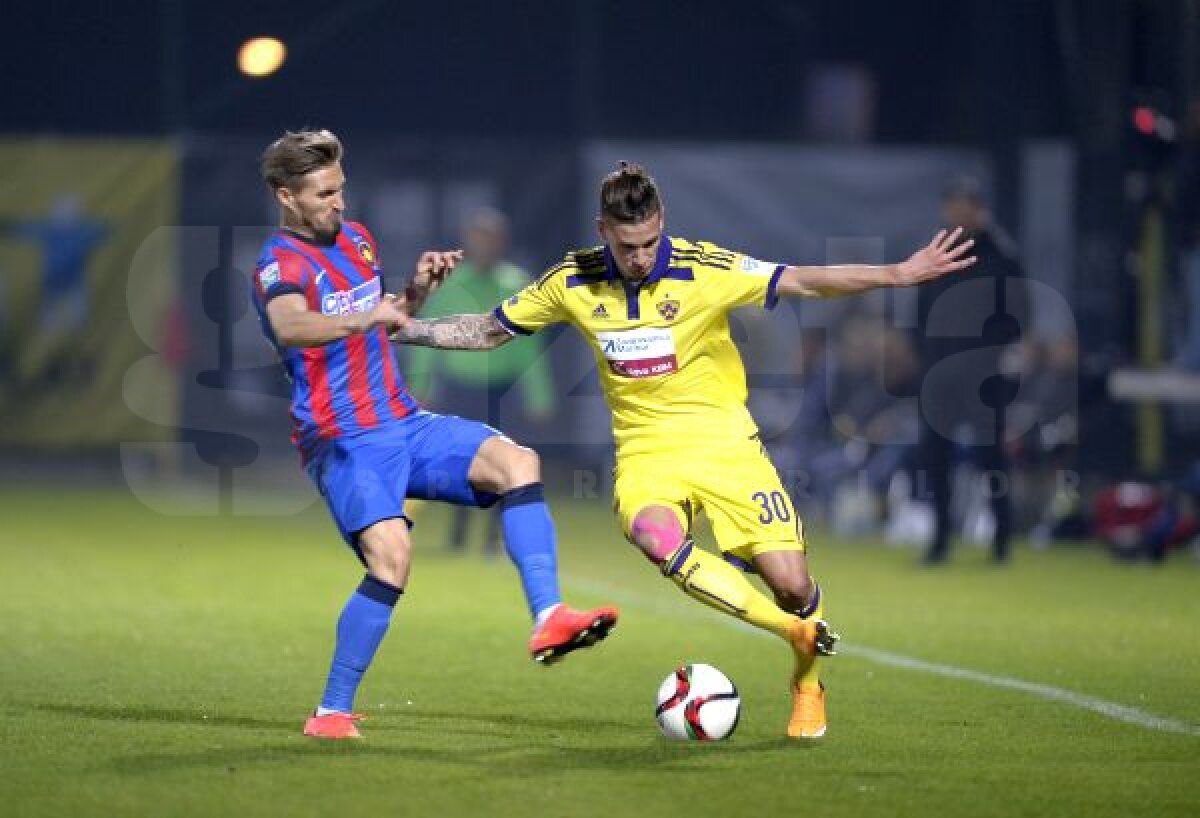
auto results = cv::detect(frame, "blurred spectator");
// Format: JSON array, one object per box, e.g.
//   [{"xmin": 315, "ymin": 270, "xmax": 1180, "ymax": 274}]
[
  {"xmin": 1008, "ymin": 336, "xmax": 1084, "ymax": 544},
  {"xmin": 407, "ymin": 209, "xmax": 556, "ymax": 554},
  {"xmin": 759, "ymin": 328, "xmax": 831, "ymax": 517},
  {"xmin": 1010, "ymin": 336, "xmax": 1079, "ymax": 464},
  {"xmin": 1173, "ymin": 98, "xmax": 1200, "ymax": 370},
  {"xmin": 1, "ymin": 194, "xmax": 109, "ymax": 383},
  {"xmin": 767, "ymin": 317, "xmax": 918, "ymax": 534},
  {"xmin": 916, "ymin": 176, "xmax": 1031, "ymax": 564}
]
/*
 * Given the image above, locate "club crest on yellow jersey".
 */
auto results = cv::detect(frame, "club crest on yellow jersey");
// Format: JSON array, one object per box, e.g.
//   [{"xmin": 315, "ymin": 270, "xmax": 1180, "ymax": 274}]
[{"xmin": 656, "ymin": 299, "xmax": 680, "ymax": 321}]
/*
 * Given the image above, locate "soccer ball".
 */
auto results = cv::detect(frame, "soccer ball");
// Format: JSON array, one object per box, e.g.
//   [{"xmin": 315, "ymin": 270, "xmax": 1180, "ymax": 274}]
[{"xmin": 654, "ymin": 663, "xmax": 741, "ymax": 741}]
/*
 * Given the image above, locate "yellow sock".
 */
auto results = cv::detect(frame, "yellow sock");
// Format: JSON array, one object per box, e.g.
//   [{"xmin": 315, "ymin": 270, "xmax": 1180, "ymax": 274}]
[
  {"xmin": 662, "ymin": 542, "xmax": 797, "ymax": 640},
  {"xmin": 793, "ymin": 580, "xmax": 825, "ymax": 691}
]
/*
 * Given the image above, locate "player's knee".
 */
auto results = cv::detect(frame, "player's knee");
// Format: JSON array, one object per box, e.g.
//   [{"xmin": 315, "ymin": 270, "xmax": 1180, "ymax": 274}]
[
  {"xmin": 357, "ymin": 521, "xmax": 412, "ymax": 585},
  {"xmin": 630, "ymin": 507, "xmax": 685, "ymax": 563},
  {"xmin": 496, "ymin": 442, "xmax": 541, "ymax": 491},
  {"xmin": 772, "ymin": 573, "xmax": 816, "ymax": 612}
]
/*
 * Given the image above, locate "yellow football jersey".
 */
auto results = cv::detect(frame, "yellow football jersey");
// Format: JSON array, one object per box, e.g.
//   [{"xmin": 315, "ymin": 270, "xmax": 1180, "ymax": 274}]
[{"xmin": 492, "ymin": 236, "xmax": 784, "ymax": 458}]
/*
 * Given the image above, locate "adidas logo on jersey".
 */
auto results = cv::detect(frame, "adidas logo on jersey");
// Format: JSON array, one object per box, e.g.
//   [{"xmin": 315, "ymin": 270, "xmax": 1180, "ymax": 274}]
[{"xmin": 591, "ymin": 304, "xmax": 609, "ymax": 319}]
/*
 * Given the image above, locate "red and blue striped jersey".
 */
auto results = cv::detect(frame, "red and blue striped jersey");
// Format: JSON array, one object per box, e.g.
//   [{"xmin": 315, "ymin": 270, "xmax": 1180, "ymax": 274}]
[{"xmin": 251, "ymin": 221, "xmax": 418, "ymax": 457}]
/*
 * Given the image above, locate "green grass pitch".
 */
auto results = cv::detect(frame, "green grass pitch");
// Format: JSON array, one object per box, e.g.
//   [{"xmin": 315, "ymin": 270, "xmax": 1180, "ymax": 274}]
[{"xmin": 2, "ymin": 486, "xmax": 1198, "ymax": 817}]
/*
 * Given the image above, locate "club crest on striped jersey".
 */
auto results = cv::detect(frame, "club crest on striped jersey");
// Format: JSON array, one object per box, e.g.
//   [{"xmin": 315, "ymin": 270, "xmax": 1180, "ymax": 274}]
[
  {"xmin": 354, "ymin": 237, "xmax": 377, "ymax": 267},
  {"xmin": 656, "ymin": 299, "xmax": 680, "ymax": 321}
]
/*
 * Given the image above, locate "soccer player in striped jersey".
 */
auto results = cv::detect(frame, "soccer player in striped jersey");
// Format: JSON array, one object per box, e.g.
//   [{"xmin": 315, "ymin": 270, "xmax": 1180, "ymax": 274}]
[
  {"xmin": 251, "ymin": 130, "xmax": 618, "ymax": 740},
  {"xmin": 391, "ymin": 162, "xmax": 975, "ymax": 739}
]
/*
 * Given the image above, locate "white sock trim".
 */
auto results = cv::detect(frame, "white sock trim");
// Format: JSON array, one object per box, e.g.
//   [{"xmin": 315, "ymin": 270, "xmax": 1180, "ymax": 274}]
[{"xmin": 533, "ymin": 603, "xmax": 561, "ymax": 628}]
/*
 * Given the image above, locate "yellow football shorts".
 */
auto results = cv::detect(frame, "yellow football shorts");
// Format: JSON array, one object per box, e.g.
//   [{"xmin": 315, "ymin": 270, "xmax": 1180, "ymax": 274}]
[{"xmin": 613, "ymin": 436, "xmax": 805, "ymax": 562}]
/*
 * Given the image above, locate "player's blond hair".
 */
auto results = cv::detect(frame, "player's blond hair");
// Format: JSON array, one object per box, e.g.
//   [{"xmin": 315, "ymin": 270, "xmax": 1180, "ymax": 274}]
[
  {"xmin": 600, "ymin": 161, "xmax": 661, "ymax": 224},
  {"xmin": 260, "ymin": 129, "xmax": 343, "ymax": 191}
]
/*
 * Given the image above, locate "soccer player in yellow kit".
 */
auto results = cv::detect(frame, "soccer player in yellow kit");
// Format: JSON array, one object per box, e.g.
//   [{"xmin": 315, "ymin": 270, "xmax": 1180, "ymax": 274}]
[{"xmin": 392, "ymin": 163, "xmax": 976, "ymax": 738}]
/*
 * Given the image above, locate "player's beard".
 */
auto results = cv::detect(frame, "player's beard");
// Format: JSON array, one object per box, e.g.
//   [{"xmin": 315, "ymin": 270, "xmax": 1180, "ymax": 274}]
[{"xmin": 310, "ymin": 213, "xmax": 341, "ymax": 245}]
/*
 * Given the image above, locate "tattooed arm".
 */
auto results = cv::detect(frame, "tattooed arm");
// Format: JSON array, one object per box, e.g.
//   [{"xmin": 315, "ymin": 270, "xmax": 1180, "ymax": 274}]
[{"xmin": 391, "ymin": 312, "xmax": 515, "ymax": 350}]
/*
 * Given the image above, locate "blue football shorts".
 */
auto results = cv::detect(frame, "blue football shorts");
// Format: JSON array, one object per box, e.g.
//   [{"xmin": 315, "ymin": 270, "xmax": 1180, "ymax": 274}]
[{"xmin": 304, "ymin": 410, "xmax": 502, "ymax": 549}]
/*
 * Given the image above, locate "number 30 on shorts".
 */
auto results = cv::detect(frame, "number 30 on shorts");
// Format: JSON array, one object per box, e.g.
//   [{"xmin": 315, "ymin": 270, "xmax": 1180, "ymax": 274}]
[{"xmin": 751, "ymin": 490, "xmax": 792, "ymax": 524}]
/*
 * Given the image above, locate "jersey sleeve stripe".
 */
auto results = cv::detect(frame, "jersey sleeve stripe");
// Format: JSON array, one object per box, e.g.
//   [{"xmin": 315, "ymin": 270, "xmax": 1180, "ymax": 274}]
[
  {"xmin": 492, "ymin": 304, "xmax": 532, "ymax": 336},
  {"xmin": 265, "ymin": 245, "xmax": 317, "ymax": 291},
  {"xmin": 765, "ymin": 265, "xmax": 786, "ymax": 310},
  {"xmin": 536, "ymin": 263, "xmax": 570, "ymax": 288},
  {"xmin": 670, "ymin": 251, "xmax": 733, "ymax": 270},
  {"xmin": 661, "ymin": 269, "xmax": 695, "ymax": 281},
  {"xmin": 566, "ymin": 272, "xmax": 609, "ymax": 287}
]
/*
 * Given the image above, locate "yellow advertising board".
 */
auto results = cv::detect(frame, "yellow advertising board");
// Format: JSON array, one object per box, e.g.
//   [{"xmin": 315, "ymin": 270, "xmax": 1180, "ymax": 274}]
[{"xmin": 0, "ymin": 140, "xmax": 180, "ymax": 447}]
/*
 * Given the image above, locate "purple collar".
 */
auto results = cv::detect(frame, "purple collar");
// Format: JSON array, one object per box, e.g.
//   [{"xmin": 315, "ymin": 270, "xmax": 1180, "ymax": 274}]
[{"xmin": 603, "ymin": 235, "xmax": 674, "ymax": 286}]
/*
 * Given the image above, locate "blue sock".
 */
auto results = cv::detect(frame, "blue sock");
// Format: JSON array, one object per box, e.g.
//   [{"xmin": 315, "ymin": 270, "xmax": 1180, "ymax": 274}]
[
  {"xmin": 499, "ymin": 483, "xmax": 562, "ymax": 620},
  {"xmin": 319, "ymin": 575, "xmax": 402, "ymax": 713}
]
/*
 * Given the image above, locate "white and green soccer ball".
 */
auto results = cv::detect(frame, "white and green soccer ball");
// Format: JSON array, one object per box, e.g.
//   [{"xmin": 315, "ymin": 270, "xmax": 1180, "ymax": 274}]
[{"xmin": 654, "ymin": 663, "xmax": 741, "ymax": 741}]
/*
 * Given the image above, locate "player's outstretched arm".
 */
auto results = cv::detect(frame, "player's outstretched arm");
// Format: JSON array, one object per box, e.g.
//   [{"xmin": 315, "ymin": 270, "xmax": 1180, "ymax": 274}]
[
  {"xmin": 401, "ymin": 250, "xmax": 463, "ymax": 316},
  {"xmin": 775, "ymin": 227, "xmax": 977, "ymax": 299},
  {"xmin": 391, "ymin": 312, "xmax": 514, "ymax": 350},
  {"xmin": 266, "ymin": 292, "xmax": 408, "ymax": 348}
]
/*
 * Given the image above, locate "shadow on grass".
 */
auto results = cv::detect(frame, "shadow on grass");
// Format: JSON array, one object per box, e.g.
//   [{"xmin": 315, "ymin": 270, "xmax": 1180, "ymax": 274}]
[
  {"xmin": 34, "ymin": 702, "xmax": 294, "ymax": 731},
  {"xmin": 396, "ymin": 708, "xmax": 635, "ymax": 732},
  {"xmin": 102, "ymin": 734, "xmax": 805, "ymax": 777},
  {"xmin": 39, "ymin": 702, "xmax": 814, "ymax": 777}
]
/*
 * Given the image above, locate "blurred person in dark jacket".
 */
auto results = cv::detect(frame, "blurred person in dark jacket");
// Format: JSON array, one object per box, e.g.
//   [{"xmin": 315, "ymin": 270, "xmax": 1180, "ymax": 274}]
[{"xmin": 916, "ymin": 177, "xmax": 1031, "ymax": 564}]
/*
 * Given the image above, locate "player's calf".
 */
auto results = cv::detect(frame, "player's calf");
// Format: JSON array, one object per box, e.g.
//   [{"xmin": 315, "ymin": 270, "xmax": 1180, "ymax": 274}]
[{"xmin": 754, "ymin": 550, "xmax": 821, "ymax": 619}]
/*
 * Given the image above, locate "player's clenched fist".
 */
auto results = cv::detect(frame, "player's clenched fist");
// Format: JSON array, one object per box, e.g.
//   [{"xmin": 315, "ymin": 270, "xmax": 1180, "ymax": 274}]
[{"xmin": 413, "ymin": 249, "xmax": 463, "ymax": 290}]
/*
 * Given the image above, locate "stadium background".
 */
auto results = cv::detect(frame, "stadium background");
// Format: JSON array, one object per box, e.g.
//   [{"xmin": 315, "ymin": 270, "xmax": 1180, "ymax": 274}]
[
  {"xmin": 2, "ymin": 2, "xmax": 1198, "ymax": 817},
  {"xmin": 4, "ymin": 1, "xmax": 1194, "ymax": 489}
]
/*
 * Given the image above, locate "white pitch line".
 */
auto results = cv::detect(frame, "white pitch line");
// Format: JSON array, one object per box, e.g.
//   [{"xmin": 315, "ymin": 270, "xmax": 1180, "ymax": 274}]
[{"xmin": 566, "ymin": 576, "xmax": 1200, "ymax": 738}]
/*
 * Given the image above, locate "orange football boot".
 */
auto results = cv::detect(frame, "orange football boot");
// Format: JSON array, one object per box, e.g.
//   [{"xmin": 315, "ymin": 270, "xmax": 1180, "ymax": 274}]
[
  {"xmin": 528, "ymin": 604, "xmax": 619, "ymax": 665},
  {"xmin": 788, "ymin": 681, "xmax": 827, "ymax": 739},
  {"xmin": 303, "ymin": 712, "xmax": 366, "ymax": 739},
  {"xmin": 786, "ymin": 618, "xmax": 838, "ymax": 739}
]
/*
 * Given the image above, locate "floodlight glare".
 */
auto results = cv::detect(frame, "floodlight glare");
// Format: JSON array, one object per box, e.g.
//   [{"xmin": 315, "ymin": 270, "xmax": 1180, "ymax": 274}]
[{"xmin": 238, "ymin": 37, "xmax": 287, "ymax": 78}]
